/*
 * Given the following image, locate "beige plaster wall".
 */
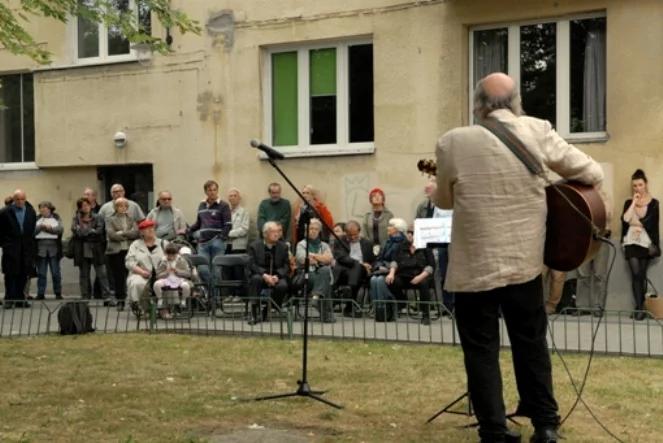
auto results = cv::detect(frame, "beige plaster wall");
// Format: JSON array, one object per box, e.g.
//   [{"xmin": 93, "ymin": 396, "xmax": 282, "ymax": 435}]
[{"xmin": 1, "ymin": 0, "xmax": 662, "ymax": 239}]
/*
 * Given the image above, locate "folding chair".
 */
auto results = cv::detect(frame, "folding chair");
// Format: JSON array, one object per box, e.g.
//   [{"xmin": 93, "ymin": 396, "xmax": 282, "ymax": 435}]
[{"xmin": 211, "ymin": 254, "xmax": 251, "ymax": 316}]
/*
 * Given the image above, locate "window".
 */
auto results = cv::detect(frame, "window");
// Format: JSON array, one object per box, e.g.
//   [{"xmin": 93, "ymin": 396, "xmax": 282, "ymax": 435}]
[
  {"xmin": 470, "ymin": 14, "xmax": 606, "ymax": 139},
  {"xmin": 0, "ymin": 74, "xmax": 35, "ymax": 164},
  {"xmin": 75, "ymin": 0, "xmax": 151, "ymax": 63},
  {"xmin": 265, "ymin": 40, "xmax": 374, "ymax": 157}
]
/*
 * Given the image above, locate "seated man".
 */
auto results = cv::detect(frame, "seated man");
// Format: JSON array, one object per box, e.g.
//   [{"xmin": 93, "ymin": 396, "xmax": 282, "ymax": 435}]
[
  {"xmin": 332, "ymin": 220, "xmax": 375, "ymax": 317},
  {"xmin": 247, "ymin": 221, "xmax": 290, "ymax": 324}
]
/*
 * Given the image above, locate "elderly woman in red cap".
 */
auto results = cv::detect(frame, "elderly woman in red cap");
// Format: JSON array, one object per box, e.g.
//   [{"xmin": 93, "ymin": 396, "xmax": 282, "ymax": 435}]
[
  {"xmin": 125, "ymin": 219, "xmax": 167, "ymax": 312},
  {"xmin": 362, "ymin": 187, "xmax": 394, "ymax": 253}
]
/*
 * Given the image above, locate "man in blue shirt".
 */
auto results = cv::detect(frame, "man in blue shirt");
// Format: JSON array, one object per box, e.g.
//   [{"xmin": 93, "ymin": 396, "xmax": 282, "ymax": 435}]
[{"xmin": 0, "ymin": 189, "xmax": 37, "ymax": 309}]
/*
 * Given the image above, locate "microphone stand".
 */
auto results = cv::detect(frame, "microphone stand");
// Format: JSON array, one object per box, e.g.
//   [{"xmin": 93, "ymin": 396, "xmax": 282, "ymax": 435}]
[{"xmin": 253, "ymin": 155, "xmax": 344, "ymax": 409}]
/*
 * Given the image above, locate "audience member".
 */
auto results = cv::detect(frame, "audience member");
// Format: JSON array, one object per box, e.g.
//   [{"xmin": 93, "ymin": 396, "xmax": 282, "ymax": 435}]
[
  {"xmin": 0, "ymin": 189, "xmax": 37, "ymax": 309},
  {"xmin": 622, "ymin": 168, "xmax": 659, "ymax": 321},
  {"xmin": 296, "ymin": 218, "xmax": 335, "ymax": 323},
  {"xmin": 83, "ymin": 187, "xmax": 103, "ymax": 215},
  {"xmin": 257, "ymin": 183, "xmax": 291, "ymax": 239},
  {"xmin": 153, "ymin": 242, "xmax": 192, "ymax": 319},
  {"xmin": 415, "ymin": 180, "xmax": 437, "ymax": 218},
  {"xmin": 34, "ymin": 201, "xmax": 63, "ymax": 300},
  {"xmin": 370, "ymin": 218, "xmax": 434, "ymax": 324},
  {"xmin": 227, "ymin": 188, "xmax": 250, "ymax": 253},
  {"xmin": 146, "ymin": 191, "xmax": 187, "ymax": 240},
  {"xmin": 188, "ymin": 180, "xmax": 231, "ymax": 285},
  {"xmin": 292, "ymin": 185, "xmax": 334, "ymax": 245},
  {"xmin": 71, "ymin": 197, "xmax": 112, "ymax": 301},
  {"xmin": 106, "ymin": 197, "xmax": 140, "ymax": 310},
  {"xmin": 332, "ymin": 220, "xmax": 375, "ymax": 317},
  {"xmin": 362, "ymin": 188, "xmax": 394, "ymax": 251},
  {"xmin": 98, "ymin": 184, "xmax": 145, "ymax": 222},
  {"xmin": 126, "ymin": 219, "xmax": 166, "ymax": 311},
  {"xmin": 247, "ymin": 221, "xmax": 290, "ymax": 324}
]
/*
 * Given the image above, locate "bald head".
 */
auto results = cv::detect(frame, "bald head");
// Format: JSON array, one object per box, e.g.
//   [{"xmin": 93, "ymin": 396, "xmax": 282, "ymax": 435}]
[
  {"xmin": 473, "ymin": 72, "xmax": 522, "ymax": 119},
  {"xmin": 482, "ymin": 73, "xmax": 515, "ymax": 101},
  {"xmin": 12, "ymin": 189, "xmax": 26, "ymax": 208}
]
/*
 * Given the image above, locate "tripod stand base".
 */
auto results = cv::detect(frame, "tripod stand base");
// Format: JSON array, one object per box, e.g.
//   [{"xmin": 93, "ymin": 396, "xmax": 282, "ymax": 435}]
[
  {"xmin": 427, "ymin": 391, "xmax": 473, "ymax": 423},
  {"xmin": 254, "ymin": 380, "xmax": 343, "ymax": 409}
]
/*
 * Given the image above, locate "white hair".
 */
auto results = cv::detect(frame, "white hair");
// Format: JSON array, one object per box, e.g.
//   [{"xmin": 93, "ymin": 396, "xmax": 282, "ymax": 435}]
[
  {"xmin": 262, "ymin": 221, "xmax": 279, "ymax": 236},
  {"xmin": 309, "ymin": 218, "xmax": 322, "ymax": 230},
  {"xmin": 388, "ymin": 218, "xmax": 408, "ymax": 234}
]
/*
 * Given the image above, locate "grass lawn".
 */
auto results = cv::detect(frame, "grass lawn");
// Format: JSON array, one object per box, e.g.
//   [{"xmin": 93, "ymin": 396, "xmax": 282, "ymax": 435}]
[{"xmin": 0, "ymin": 333, "xmax": 660, "ymax": 442}]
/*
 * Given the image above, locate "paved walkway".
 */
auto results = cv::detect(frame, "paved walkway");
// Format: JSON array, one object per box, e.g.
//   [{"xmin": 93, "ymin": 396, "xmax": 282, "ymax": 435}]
[{"xmin": 1, "ymin": 299, "xmax": 661, "ymax": 357}]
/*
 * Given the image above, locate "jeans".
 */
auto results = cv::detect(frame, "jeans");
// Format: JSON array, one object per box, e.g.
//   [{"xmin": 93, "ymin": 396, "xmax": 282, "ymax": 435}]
[
  {"xmin": 36, "ymin": 255, "xmax": 62, "ymax": 297},
  {"xmin": 198, "ymin": 237, "xmax": 225, "ymax": 286}
]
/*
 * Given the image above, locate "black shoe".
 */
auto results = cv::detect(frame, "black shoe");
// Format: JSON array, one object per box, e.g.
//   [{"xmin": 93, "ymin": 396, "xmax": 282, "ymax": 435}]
[
  {"xmin": 530, "ymin": 427, "xmax": 558, "ymax": 443},
  {"xmin": 421, "ymin": 317, "xmax": 431, "ymax": 326},
  {"xmin": 55, "ymin": 294, "xmax": 63, "ymax": 300},
  {"xmin": 116, "ymin": 301, "xmax": 125, "ymax": 311},
  {"xmin": 36, "ymin": 294, "xmax": 45, "ymax": 300},
  {"xmin": 506, "ymin": 429, "xmax": 522, "ymax": 443},
  {"xmin": 634, "ymin": 311, "xmax": 647, "ymax": 321},
  {"xmin": 3, "ymin": 302, "xmax": 13, "ymax": 310}
]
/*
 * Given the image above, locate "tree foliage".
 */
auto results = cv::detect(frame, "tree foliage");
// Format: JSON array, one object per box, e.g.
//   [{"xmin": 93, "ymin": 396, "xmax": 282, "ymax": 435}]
[{"xmin": 0, "ymin": 0, "xmax": 201, "ymax": 64}]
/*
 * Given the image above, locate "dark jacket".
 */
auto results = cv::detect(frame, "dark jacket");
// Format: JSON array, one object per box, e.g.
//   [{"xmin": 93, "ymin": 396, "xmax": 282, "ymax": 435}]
[
  {"xmin": 333, "ymin": 236, "xmax": 376, "ymax": 268},
  {"xmin": 248, "ymin": 239, "xmax": 290, "ymax": 280},
  {"xmin": 393, "ymin": 241, "xmax": 435, "ymax": 280},
  {"xmin": 0, "ymin": 202, "xmax": 37, "ymax": 276},
  {"xmin": 189, "ymin": 199, "xmax": 232, "ymax": 243},
  {"xmin": 621, "ymin": 198, "xmax": 660, "ymax": 247},
  {"xmin": 71, "ymin": 213, "xmax": 107, "ymax": 266}
]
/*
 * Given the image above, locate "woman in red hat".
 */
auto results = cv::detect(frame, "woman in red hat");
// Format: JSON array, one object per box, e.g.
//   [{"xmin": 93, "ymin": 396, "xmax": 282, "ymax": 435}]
[
  {"xmin": 125, "ymin": 219, "xmax": 167, "ymax": 313},
  {"xmin": 362, "ymin": 188, "xmax": 394, "ymax": 254}
]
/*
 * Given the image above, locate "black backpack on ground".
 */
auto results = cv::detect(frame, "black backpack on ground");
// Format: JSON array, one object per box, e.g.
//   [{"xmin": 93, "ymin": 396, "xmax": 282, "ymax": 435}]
[{"xmin": 58, "ymin": 302, "xmax": 95, "ymax": 335}]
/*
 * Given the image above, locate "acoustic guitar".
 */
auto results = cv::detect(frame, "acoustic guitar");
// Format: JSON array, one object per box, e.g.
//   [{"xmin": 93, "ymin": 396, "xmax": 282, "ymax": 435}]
[{"xmin": 417, "ymin": 159, "xmax": 606, "ymax": 272}]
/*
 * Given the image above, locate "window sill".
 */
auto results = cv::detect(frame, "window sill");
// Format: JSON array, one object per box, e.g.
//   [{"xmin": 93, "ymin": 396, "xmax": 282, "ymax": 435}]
[
  {"xmin": 0, "ymin": 162, "xmax": 39, "ymax": 171},
  {"xmin": 33, "ymin": 56, "xmax": 145, "ymax": 73},
  {"xmin": 258, "ymin": 143, "xmax": 375, "ymax": 159},
  {"xmin": 563, "ymin": 132, "xmax": 609, "ymax": 144}
]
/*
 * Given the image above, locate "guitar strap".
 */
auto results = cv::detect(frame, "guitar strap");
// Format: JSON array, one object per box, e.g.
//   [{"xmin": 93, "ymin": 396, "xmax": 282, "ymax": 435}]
[{"xmin": 478, "ymin": 117, "xmax": 544, "ymax": 177}]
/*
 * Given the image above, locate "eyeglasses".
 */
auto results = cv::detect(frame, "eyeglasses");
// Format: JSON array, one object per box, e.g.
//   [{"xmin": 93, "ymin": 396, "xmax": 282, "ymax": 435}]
[{"xmin": 160, "ymin": 198, "xmax": 172, "ymax": 201}]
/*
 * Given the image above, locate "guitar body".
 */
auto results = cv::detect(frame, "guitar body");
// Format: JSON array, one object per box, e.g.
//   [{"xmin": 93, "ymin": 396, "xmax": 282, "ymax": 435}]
[{"xmin": 544, "ymin": 182, "xmax": 606, "ymax": 272}]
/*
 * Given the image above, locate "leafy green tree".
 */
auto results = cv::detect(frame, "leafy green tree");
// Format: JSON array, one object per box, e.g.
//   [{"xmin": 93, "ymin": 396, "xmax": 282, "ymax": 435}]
[{"xmin": 0, "ymin": 0, "xmax": 200, "ymax": 64}]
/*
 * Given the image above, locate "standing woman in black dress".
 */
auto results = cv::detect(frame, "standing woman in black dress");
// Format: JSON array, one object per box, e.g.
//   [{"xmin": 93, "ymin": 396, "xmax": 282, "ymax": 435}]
[{"xmin": 621, "ymin": 169, "xmax": 660, "ymax": 320}]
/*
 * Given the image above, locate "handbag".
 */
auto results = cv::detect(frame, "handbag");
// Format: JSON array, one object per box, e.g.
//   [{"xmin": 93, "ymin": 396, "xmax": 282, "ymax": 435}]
[{"xmin": 62, "ymin": 236, "xmax": 75, "ymax": 259}]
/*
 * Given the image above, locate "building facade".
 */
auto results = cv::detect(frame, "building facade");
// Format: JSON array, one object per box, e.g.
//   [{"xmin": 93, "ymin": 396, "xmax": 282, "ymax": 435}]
[{"xmin": 1, "ymin": 0, "xmax": 662, "ymax": 306}]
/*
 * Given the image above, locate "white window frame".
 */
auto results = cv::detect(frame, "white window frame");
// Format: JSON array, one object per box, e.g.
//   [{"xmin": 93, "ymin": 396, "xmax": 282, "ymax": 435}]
[
  {"xmin": 469, "ymin": 12, "xmax": 607, "ymax": 142},
  {"xmin": 0, "ymin": 73, "xmax": 38, "ymax": 170},
  {"xmin": 72, "ymin": 0, "xmax": 143, "ymax": 65},
  {"xmin": 262, "ymin": 38, "xmax": 375, "ymax": 158}
]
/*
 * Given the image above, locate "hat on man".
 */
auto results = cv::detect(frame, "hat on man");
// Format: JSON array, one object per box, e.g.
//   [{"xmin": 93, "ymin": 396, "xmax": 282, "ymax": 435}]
[{"xmin": 138, "ymin": 219, "xmax": 156, "ymax": 230}]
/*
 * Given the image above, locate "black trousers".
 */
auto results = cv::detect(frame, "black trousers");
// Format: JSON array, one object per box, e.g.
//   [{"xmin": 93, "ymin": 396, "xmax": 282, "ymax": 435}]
[
  {"xmin": 333, "ymin": 262, "xmax": 368, "ymax": 303},
  {"xmin": 391, "ymin": 274, "xmax": 432, "ymax": 318},
  {"xmin": 4, "ymin": 273, "xmax": 28, "ymax": 301},
  {"xmin": 248, "ymin": 274, "xmax": 288, "ymax": 307},
  {"xmin": 455, "ymin": 275, "xmax": 559, "ymax": 440},
  {"xmin": 107, "ymin": 251, "xmax": 128, "ymax": 301}
]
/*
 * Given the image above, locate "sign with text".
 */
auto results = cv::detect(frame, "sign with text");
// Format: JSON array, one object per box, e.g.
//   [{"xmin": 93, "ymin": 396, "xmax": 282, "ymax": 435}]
[{"xmin": 414, "ymin": 211, "xmax": 452, "ymax": 248}]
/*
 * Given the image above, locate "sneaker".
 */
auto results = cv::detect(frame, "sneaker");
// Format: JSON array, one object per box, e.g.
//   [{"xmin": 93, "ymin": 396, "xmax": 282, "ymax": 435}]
[
  {"xmin": 180, "ymin": 299, "xmax": 187, "ymax": 307},
  {"xmin": 157, "ymin": 299, "xmax": 163, "ymax": 308}
]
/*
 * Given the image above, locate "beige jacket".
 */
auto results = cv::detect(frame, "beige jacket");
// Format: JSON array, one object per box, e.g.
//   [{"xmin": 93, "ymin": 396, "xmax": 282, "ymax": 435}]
[
  {"xmin": 434, "ymin": 109, "xmax": 604, "ymax": 292},
  {"xmin": 125, "ymin": 239, "xmax": 167, "ymax": 274}
]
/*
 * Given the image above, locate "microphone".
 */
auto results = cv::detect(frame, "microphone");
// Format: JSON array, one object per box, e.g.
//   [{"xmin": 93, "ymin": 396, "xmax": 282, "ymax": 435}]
[{"xmin": 250, "ymin": 139, "xmax": 285, "ymax": 160}]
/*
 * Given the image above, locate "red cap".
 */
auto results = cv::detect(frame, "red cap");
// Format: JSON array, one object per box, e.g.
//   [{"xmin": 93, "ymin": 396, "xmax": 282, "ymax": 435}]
[
  {"xmin": 369, "ymin": 187, "xmax": 385, "ymax": 201},
  {"xmin": 138, "ymin": 219, "xmax": 156, "ymax": 230}
]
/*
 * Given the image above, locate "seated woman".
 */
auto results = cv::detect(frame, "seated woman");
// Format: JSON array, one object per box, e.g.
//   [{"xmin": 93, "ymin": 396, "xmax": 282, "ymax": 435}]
[
  {"xmin": 371, "ymin": 218, "xmax": 435, "ymax": 324},
  {"xmin": 153, "ymin": 243, "xmax": 192, "ymax": 319},
  {"xmin": 125, "ymin": 219, "xmax": 167, "ymax": 313},
  {"xmin": 295, "ymin": 218, "xmax": 335, "ymax": 323},
  {"xmin": 622, "ymin": 169, "xmax": 660, "ymax": 321}
]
